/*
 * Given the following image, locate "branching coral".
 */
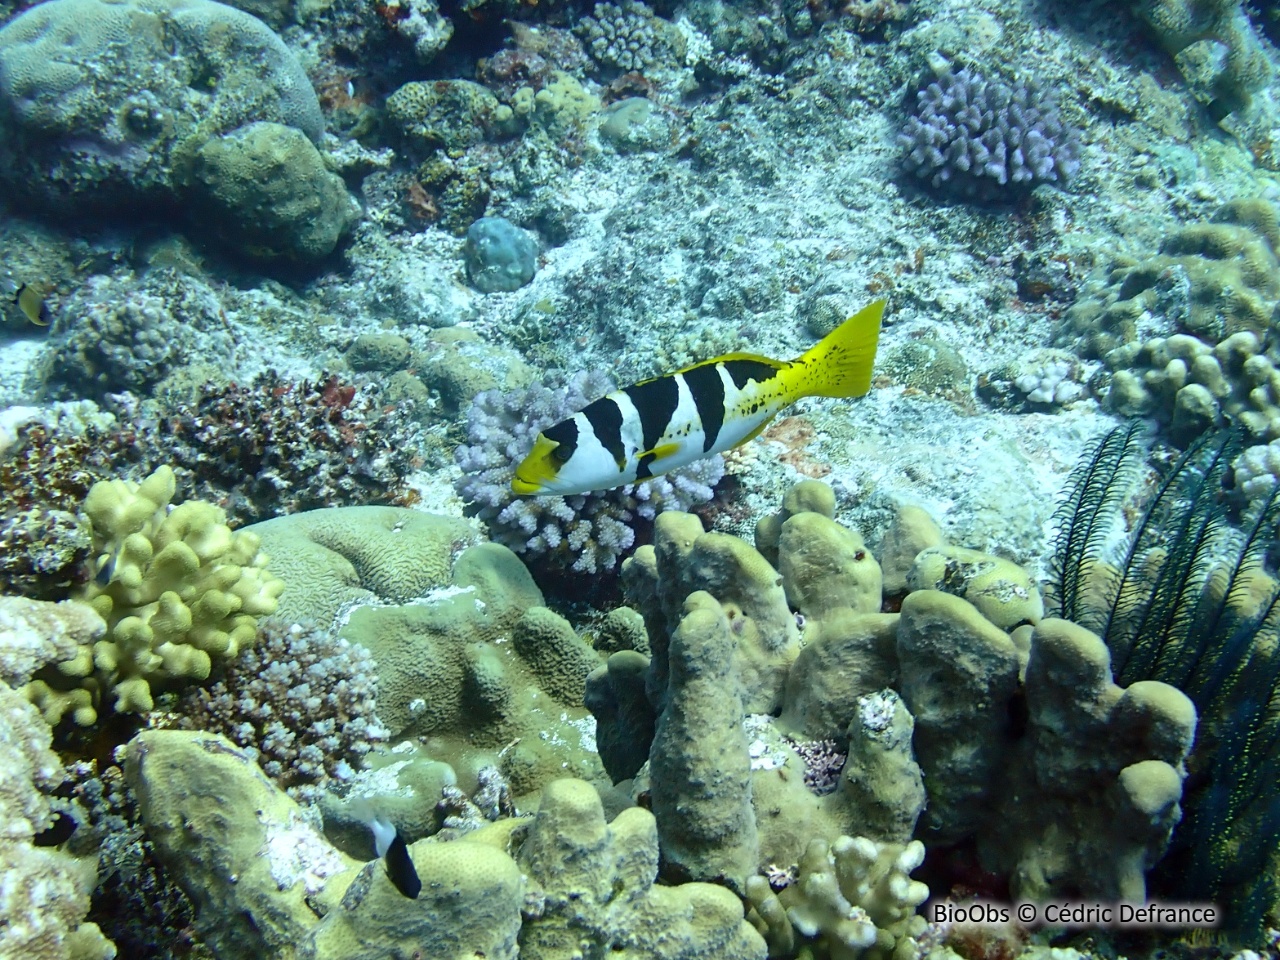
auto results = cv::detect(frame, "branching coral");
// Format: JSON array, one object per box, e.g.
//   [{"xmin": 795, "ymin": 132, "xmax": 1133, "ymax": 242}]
[
  {"xmin": 167, "ymin": 619, "xmax": 388, "ymax": 802},
  {"xmin": 144, "ymin": 371, "xmax": 422, "ymax": 526},
  {"xmin": 455, "ymin": 371, "xmax": 724, "ymax": 574},
  {"xmin": 574, "ymin": 1, "xmax": 684, "ymax": 75},
  {"xmin": 899, "ymin": 66, "xmax": 1080, "ymax": 203},
  {"xmin": 23, "ymin": 465, "xmax": 284, "ymax": 726},
  {"xmin": 745, "ymin": 836, "xmax": 929, "ymax": 960}
]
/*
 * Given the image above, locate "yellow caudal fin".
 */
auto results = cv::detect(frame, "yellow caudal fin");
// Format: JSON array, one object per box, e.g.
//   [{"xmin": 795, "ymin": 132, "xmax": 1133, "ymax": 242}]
[{"xmin": 788, "ymin": 299, "xmax": 885, "ymax": 399}]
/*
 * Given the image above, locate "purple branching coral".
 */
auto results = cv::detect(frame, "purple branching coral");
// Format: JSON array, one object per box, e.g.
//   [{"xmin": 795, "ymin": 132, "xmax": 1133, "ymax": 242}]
[
  {"xmin": 167, "ymin": 619, "xmax": 389, "ymax": 802},
  {"xmin": 899, "ymin": 66, "xmax": 1080, "ymax": 202},
  {"xmin": 455, "ymin": 371, "xmax": 724, "ymax": 574}
]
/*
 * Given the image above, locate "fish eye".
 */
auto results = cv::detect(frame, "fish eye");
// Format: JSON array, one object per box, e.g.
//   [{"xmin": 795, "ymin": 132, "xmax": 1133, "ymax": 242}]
[{"xmin": 550, "ymin": 445, "xmax": 571, "ymax": 463}]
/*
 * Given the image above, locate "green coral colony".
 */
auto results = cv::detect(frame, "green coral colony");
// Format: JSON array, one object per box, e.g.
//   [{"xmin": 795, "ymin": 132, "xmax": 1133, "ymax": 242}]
[{"xmin": 3, "ymin": 0, "xmax": 1280, "ymax": 958}]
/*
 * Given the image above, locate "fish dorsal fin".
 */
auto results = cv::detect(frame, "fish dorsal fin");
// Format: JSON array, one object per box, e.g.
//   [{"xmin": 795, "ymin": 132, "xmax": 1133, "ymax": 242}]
[{"xmin": 673, "ymin": 351, "xmax": 787, "ymax": 375}]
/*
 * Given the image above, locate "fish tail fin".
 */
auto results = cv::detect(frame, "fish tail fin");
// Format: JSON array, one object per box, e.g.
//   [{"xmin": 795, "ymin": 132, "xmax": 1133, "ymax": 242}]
[{"xmin": 788, "ymin": 299, "xmax": 885, "ymax": 399}]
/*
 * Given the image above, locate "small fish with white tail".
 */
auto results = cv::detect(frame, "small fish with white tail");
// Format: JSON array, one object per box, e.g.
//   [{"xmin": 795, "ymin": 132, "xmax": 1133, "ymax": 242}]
[
  {"xmin": 369, "ymin": 814, "xmax": 421, "ymax": 899},
  {"xmin": 511, "ymin": 299, "xmax": 885, "ymax": 496}
]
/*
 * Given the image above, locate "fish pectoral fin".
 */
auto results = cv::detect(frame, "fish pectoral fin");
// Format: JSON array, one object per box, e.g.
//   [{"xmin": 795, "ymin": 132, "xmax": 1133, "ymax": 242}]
[{"xmin": 639, "ymin": 441, "xmax": 682, "ymax": 462}]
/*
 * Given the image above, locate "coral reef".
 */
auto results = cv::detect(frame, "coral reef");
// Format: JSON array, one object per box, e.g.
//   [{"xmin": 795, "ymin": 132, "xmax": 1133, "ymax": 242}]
[
  {"xmin": 0, "ymin": 597, "xmax": 116, "ymax": 960},
  {"xmin": 1135, "ymin": 0, "xmax": 1273, "ymax": 118},
  {"xmin": 1061, "ymin": 199, "xmax": 1280, "ymax": 446},
  {"xmin": 23, "ymin": 466, "xmax": 284, "ymax": 726},
  {"xmin": 124, "ymin": 730, "xmax": 766, "ymax": 960},
  {"xmin": 148, "ymin": 371, "xmax": 422, "ymax": 526},
  {"xmin": 0, "ymin": 0, "xmax": 345, "ymax": 259},
  {"xmin": 168, "ymin": 619, "xmax": 388, "ymax": 801},
  {"xmin": 589, "ymin": 478, "xmax": 1196, "ymax": 912},
  {"xmin": 49, "ymin": 280, "xmax": 184, "ymax": 397},
  {"xmin": 898, "ymin": 66, "xmax": 1080, "ymax": 202},
  {"xmin": 455, "ymin": 371, "xmax": 724, "ymax": 575},
  {"xmin": 0, "ymin": 404, "xmax": 128, "ymax": 598},
  {"xmin": 41, "ymin": 271, "xmax": 233, "ymax": 404},
  {"xmin": 987, "ymin": 618, "xmax": 1195, "ymax": 901},
  {"xmin": 0, "ymin": 595, "xmax": 104, "ymax": 685},
  {"xmin": 384, "ymin": 79, "xmax": 501, "ymax": 153}
]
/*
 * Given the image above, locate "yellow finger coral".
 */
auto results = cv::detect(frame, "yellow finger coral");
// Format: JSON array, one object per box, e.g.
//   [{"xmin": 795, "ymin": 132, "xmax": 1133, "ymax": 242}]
[{"xmin": 23, "ymin": 466, "xmax": 284, "ymax": 725}]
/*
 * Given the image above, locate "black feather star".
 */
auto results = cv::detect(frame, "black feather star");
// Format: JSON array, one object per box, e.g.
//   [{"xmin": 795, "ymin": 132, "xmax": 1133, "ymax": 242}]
[{"xmin": 1049, "ymin": 421, "xmax": 1280, "ymax": 944}]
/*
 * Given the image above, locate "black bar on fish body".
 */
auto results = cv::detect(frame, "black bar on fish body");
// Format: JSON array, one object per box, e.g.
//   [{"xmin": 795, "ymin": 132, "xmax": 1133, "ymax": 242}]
[
  {"xmin": 384, "ymin": 830, "xmax": 421, "ymax": 899},
  {"xmin": 34, "ymin": 810, "xmax": 78, "ymax": 847}
]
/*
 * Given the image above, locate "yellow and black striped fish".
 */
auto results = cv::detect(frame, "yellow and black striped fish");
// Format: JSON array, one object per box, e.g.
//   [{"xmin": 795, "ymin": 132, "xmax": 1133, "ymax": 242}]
[{"xmin": 512, "ymin": 299, "xmax": 885, "ymax": 496}]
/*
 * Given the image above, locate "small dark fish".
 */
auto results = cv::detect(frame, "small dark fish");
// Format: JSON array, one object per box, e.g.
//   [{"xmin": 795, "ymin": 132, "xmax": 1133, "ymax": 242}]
[
  {"xmin": 371, "ymin": 816, "xmax": 420, "ymax": 899},
  {"xmin": 2, "ymin": 278, "xmax": 52, "ymax": 327},
  {"xmin": 34, "ymin": 810, "xmax": 78, "ymax": 847},
  {"xmin": 95, "ymin": 547, "xmax": 119, "ymax": 586}
]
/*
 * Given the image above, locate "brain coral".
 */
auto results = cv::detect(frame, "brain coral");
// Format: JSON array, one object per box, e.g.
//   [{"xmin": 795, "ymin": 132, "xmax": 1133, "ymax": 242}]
[{"xmin": 0, "ymin": 0, "xmax": 325, "ymax": 228}]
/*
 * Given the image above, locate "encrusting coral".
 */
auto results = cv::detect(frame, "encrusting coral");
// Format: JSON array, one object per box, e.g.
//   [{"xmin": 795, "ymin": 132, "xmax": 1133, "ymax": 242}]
[{"xmin": 23, "ymin": 465, "xmax": 284, "ymax": 726}]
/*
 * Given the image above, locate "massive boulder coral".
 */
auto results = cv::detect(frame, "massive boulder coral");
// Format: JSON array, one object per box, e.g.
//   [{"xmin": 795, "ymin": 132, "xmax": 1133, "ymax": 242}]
[
  {"xmin": 251, "ymin": 505, "xmax": 606, "ymax": 802},
  {"xmin": 0, "ymin": 0, "xmax": 356, "ymax": 260},
  {"xmin": 23, "ymin": 465, "xmax": 284, "ymax": 726},
  {"xmin": 124, "ymin": 729, "xmax": 766, "ymax": 960}
]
